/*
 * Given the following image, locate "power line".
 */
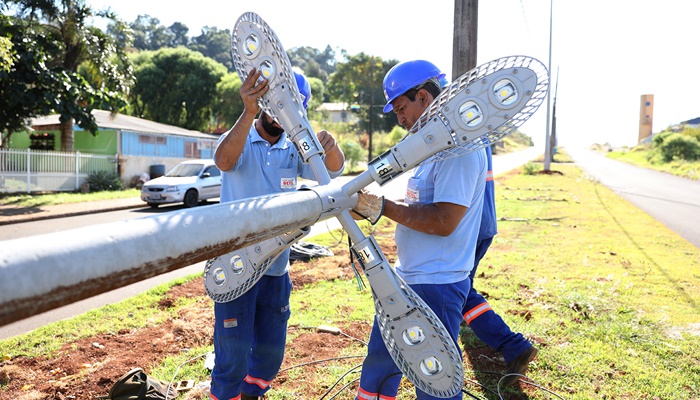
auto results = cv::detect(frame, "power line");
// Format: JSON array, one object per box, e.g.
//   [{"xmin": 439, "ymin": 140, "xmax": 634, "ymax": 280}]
[{"xmin": 519, "ymin": 0, "xmax": 533, "ymax": 41}]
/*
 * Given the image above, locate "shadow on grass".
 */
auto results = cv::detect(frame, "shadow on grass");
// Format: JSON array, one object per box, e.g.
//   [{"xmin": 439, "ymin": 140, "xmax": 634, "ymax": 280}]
[{"xmin": 460, "ymin": 325, "xmax": 534, "ymax": 400}]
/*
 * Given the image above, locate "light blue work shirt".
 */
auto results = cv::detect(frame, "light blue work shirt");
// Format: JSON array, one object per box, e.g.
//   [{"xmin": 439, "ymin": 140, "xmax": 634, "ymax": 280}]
[
  {"xmin": 216, "ymin": 124, "xmax": 344, "ymax": 276},
  {"xmin": 394, "ymin": 148, "xmax": 487, "ymax": 285}
]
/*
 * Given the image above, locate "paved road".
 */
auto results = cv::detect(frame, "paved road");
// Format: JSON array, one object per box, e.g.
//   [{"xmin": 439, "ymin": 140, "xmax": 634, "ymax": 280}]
[
  {"xmin": 566, "ymin": 146, "xmax": 700, "ymax": 248},
  {"xmin": 0, "ymin": 147, "xmax": 544, "ymax": 339}
]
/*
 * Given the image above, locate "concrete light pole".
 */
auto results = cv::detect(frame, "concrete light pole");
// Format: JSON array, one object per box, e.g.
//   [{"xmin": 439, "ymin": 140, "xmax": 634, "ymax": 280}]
[
  {"xmin": 453, "ymin": 0, "xmax": 479, "ymax": 77},
  {"xmin": 544, "ymin": 0, "xmax": 554, "ymax": 171}
]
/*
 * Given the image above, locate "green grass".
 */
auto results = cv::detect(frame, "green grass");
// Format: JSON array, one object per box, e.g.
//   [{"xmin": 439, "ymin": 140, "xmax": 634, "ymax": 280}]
[
  {"xmin": 0, "ymin": 188, "xmax": 140, "ymax": 207},
  {"xmin": 606, "ymin": 146, "xmax": 700, "ymax": 181},
  {"xmin": 2, "ymin": 156, "xmax": 699, "ymax": 399},
  {"xmin": 480, "ymin": 161, "xmax": 700, "ymax": 398}
]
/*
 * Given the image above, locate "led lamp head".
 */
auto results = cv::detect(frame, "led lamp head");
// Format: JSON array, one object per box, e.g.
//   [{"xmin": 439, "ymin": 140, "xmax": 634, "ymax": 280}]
[
  {"xmin": 254, "ymin": 60, "xmax": 275, "ymax": 86},
  {"xmin": 242, "ymin": 33, "xmax": 260, "ymax": 58},
  {"xmin": 420, "ymin": 356, "xmax": 443, "ymax": 376},
  {"xmin": 213, "ymin": 267, "xmax": 226, "ymax": 286},
  {"xmin": 230, "ymin": 255, "xmax": 244, "ymax": 275},
  {"xmin": 459, "ymin": 101, "xmax": 483, "ymax": 127},
  {"xmin": 402, "ymin": 326, "xmax": 426, "ymax": 346},
  {"xmin": 494, "ymin": 78, "xmax": 518, "ymax": 106}
]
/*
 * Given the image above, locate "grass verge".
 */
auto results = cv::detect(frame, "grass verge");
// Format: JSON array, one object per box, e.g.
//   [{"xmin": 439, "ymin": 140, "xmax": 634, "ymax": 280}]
[
  {"xmin": 0, "ymin": 188, "xmax": 141, "ymax": 207},
  {"xmin": 605, "ymin": 146, "xmax": 699, "ymax": 181}
]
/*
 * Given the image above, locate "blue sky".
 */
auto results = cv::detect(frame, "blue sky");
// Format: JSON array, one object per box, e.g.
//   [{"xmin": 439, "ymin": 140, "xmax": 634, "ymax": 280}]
[{"xmin": 86, "ymin": 0, "xmax": 699, "ymax": 148}]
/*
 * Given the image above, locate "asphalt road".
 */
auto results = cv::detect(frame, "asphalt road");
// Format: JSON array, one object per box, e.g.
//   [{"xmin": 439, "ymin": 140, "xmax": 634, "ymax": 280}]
[{"xmin": 566, "ymin": 146, "xmax": 700, "ymax": 248}]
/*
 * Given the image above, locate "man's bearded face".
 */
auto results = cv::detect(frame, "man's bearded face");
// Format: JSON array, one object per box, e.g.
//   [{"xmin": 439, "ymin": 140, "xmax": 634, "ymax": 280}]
[{"xmin": 260, "ymin": 113, "xmax": 284, "ymax": 137}]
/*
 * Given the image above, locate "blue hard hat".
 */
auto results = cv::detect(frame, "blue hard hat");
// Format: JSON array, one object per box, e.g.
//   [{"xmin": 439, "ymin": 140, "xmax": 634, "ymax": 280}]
[
  {"xmin": 439, "ymin": 76, "xmax": 450, "ymax": 88},
  {"xmin": 382, "ymin": 60, "xmax": 446, "ymax": 113},
  {"xmin": 294, "ymin": 71, "xmax": 311, "ymax": 109}
]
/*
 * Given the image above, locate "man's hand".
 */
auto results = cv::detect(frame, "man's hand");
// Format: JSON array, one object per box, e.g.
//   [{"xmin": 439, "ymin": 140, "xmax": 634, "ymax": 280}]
[
  {"xmin": 317, "ymin": 129, "xmax": 345, "ymax": 172},
  {"xmin": 351, "ymin": 189, "xmax": 384, "ymax": 225},
  {"xmin": 240, "ymin": 68, "xmax": 269, "ymax": 116},
  {"xmin": 316, "ymin": 130, "xmax": 338, "ymax": 154}
]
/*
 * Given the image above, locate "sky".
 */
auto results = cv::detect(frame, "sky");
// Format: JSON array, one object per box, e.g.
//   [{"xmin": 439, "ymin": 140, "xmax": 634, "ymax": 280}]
[{"xmin": 84, "ymin": 0, "xmax": 700, "ymax": 149}]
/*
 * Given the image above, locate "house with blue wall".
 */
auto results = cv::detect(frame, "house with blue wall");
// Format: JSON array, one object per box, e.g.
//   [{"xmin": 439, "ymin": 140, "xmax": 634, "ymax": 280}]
[{"xmin": 27, "ymin": 109, "xmax": 220, "ymax": 183}]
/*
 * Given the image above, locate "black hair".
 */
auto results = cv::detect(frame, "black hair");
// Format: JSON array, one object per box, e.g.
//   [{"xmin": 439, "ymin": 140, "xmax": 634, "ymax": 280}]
[{"xmin": 401, "ymin": 79, "xmax": 442, "ymax": 103}]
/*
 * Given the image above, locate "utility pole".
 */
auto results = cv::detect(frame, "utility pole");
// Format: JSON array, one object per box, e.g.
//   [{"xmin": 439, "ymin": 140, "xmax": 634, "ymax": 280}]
[
  {"xmin": 453, "ymin": 0, "xmax": 479, "ymax": 77},
  {"xmin": 543, "ymin": 0, "xmax": 554, "ymax": 171},
  {"xmin": 551, "ymin": 67, "xmax": 559, "ymax": 159},
  {"xmin": 368, "ymin": 56, "xmax": 374, "ymax": 162}
]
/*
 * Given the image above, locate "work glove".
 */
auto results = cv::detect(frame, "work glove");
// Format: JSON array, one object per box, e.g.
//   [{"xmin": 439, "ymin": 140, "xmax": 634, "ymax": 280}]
[{"xmin": 351, "ymin": 189, "xmax": 384, "ymax": 225}]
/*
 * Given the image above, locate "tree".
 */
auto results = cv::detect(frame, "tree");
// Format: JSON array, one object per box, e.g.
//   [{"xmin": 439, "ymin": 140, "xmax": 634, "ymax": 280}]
[
  {"xmin": 211, "ymin": 72, "xmax": 243, "ymax": 132},
  {"xmin": 188, "ymin": 26, "xmax": 233, "ymax": 72},
  {"xmin": 130, "ymin": 47, "xmax": 227, "ymax": 131},
  {"xmin": 0, "ymin": 15, "xmax": 60, "ymax": 147},
  {"xmin": 129, "ymin": 14, "xmax": 173, "ymax": 50},
  {"xmin": 5, "ymin": 0, "xmax": 134, "ymax": 151},
  {"xmin": 168, "ymin": 22, "xmax": 189, "ymax": 47},
  {"xmin": 306, "ymin": 77, "xmax": 324, "ymax": 119},
  {"xmin": 0, "ymin": 35, "xmax": 12, "ymax": 72},
  {"xmin": 288, "ymin": 45, "xmax": 337, "ymax": 83},
  {"xmin": 327, "ymin": 52, "xmax": 396, "ymax": 133}
]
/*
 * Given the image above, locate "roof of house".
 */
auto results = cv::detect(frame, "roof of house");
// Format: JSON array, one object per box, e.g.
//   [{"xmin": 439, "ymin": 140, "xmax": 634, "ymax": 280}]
[{"xmin": 31, "ymin": 110, "xmax": 219, "ymax": 140}]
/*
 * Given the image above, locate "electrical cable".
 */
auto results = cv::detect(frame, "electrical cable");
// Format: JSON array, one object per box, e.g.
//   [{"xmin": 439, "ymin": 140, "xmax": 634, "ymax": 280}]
[
  {"xmin": 277, "ymin": 355, "xmax": 366, "ymax": 374},
  {"xmin": 461, "ymin": 387, "xmax": 486, "ymax": 400},
  {"xmin": 325, "ymin": 222, "xmax": 346, "ymax": 248},
  {"xmin": 318, "ymin": 364, "xmax": 362, "ymax": 400},
  {"xmin": 348, "ymin": 236, "xmax": 367, "ymax": 291},
  {"xmin": 464, "ymin": 376, "xmax": 500, "ymax": 398},
  {"xmin": 376, "ymin": 371, "xmax": 403, "ymax": 398},
  {"xmin": 326, "ymin": 376, "xmax": 361, "ymax": 400},
  {"xmin": 497, "ymin": 374, "xmax": 566, "ymax": 399},
  {"xmin": 164, "ymin": 350, "xmax": 211, "ymax": 400},
  {"xmin": 289, "ymin": 241, "xmax": 334, "ymax": 262}
]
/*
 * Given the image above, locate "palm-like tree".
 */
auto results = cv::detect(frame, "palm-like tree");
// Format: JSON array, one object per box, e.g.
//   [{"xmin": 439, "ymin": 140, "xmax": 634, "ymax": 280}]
[{"xmin": 7, "ymin": 0, "xmax": 134, "ymax": 151}]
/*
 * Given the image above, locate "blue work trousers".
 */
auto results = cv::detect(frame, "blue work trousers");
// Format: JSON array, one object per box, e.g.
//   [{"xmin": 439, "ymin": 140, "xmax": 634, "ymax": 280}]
[
  {"xmin": 210, "ymin": 273, "xmax": 292, "ymax": 399},
  {"xmin": 463, "ymin": 238, "xmax": 531, "ymax": 363},
  {"xmin": 356, "ymin": 278, "xmax": 470, "ymax": 400}
]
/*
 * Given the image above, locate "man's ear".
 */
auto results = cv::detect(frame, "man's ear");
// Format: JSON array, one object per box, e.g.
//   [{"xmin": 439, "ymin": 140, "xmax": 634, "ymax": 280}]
[{"xmin": 418, "ymin": 89, "xmax": 430, "ymax": 106}]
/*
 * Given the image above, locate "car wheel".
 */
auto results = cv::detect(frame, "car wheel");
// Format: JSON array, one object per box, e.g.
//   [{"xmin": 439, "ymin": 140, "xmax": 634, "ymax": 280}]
[
  {"xmin": 148, "ymin": 203, "xmax": 159, "ymax": 209},
  {"xmin": 183, "ymin": 189, "xmax": 199, "ymax": 208}
]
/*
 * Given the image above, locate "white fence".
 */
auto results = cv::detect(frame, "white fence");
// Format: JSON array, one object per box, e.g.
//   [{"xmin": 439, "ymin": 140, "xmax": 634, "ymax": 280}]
[{"xmin": 0, "ymin": 148, "xmax": 118, "ymax": 193}]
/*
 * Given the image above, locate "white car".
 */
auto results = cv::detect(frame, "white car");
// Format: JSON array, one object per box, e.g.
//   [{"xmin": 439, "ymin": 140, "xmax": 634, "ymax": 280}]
[{"xmin": 141, "ymin": 159, "xmax": 222, "ymax": 208}]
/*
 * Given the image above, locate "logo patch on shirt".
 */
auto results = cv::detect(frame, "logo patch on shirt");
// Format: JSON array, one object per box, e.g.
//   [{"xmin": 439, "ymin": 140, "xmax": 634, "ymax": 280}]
[
  {"xmin": 281, "ymin": 177, "xmax": 296, "ymax": 189},
  {"xmin": 281, "ymin": 304, "xmax": 290, "ymax": 313},
  {"xmin": 223, "ymin": 318, "xmax": 238, "ymax": 328},
  {"xmin": 406, "ymin": 187, "xmax": 419, "ymax": 203}
]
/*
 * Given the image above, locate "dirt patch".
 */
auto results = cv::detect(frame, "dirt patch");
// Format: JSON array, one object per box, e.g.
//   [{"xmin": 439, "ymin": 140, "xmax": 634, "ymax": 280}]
[{"xmin": 0, "ymin": 230, "xmax": 539, "ymax": 399}]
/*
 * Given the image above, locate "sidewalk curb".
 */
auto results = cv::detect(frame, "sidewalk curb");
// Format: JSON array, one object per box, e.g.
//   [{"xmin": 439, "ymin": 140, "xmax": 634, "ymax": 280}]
[{"xmin": 0, "ymin": 203, "xmax": 145, "ymax": 226}]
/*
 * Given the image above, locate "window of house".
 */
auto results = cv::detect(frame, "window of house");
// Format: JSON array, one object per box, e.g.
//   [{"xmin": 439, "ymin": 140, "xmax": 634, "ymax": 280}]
[
  {"xmin": 29, "ymin": 133, "xmax": 55, "ymax": 151},
  {"xmin": 185, "ymin": 141, "xmax": 200, "ymax": 158},
  {"xmin": 138, "ymin": 134, "xmax": 166, "ymax": 145}
]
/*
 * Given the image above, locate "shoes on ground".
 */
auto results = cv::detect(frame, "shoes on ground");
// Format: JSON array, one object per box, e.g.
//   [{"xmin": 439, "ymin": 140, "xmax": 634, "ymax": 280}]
[{"xmin": 503, "ymin": 345, "xmax": 538, "ymax": 386}]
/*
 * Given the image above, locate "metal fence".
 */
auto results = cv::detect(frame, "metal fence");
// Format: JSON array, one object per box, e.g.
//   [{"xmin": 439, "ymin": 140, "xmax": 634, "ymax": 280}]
[{"xmin": 0, "ymin": 148, "xmax": 118, "ymax": 193}]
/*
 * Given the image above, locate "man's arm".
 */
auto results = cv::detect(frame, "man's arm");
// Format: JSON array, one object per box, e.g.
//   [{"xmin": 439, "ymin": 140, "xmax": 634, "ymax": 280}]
[
  {"xmin": 214, "ymin": 68, "xmax": 268, "ymax": 171},
  {"xmin": 383, "ymin": 200, "xmax": 467, "ymax": 237},
  {"xmin": 316, "ymin": 129, "xmax": 345, "ymax": 172}
]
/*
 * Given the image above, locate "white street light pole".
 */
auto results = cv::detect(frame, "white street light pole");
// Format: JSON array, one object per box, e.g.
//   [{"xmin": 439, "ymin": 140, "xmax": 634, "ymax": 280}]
[{"xmin": 544, "ymin": 0, "xmax": 553, "ymax": 170}]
